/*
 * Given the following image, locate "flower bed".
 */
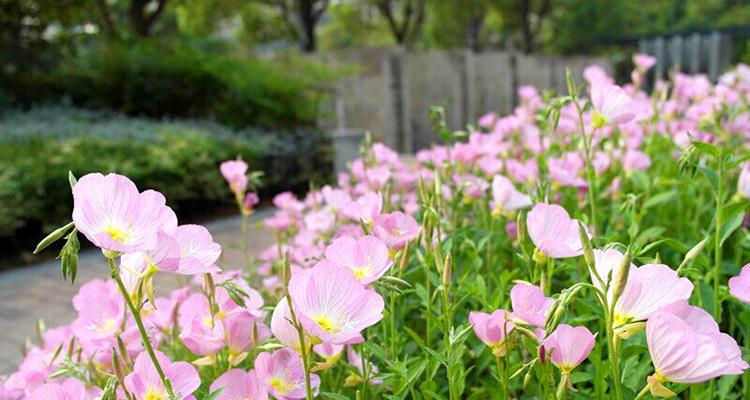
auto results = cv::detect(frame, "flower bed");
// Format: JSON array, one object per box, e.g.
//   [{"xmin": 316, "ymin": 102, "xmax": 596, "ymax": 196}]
[{"xmin": 3, "ymin": 57, "xmax": 750, "ymax": 399}]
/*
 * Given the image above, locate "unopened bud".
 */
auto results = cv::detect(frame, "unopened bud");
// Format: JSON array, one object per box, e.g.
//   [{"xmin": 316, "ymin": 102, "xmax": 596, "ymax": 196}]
[
  {"xmin": 442, "ymin": 252, "xmax": 452, "ymax": 289},
  {"xmin": 611, "ymin": 250, "xmax": 633, "ymax": 303},
  {"xmin": 578, "ymin": 221, "xmax": 595, "ymax": 269},
  {"xmin": 516, "ymin": 212, "xmax": 527, "ymax": 244},
  {"xmin": 677, "ymin": 236, "xmax": 709, "ymax": 273}
]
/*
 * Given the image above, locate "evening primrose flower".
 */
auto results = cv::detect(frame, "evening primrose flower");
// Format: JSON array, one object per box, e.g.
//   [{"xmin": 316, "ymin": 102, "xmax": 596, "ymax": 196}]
[
  {"xmin": 613, "ymin": 264, "xmax": 693, "ymax": 333},
  {"xmin": 526, "ymin": 203, "xmax": 587, "ymax": 259},
  {"xmin": 342, "ymin": 191, "xmax": 383, "ymax": 225},
  {"xmin": 729, "ymin": 263, "xmax": 750, "ymax": 303},
  {"xmin": 590, "ymin": 81, "xmax": 642, "ymax": 129},
  {"xmin": 70, "ymin": 279, "xmax": 124, "ymax": 342},
  {"xmin": 542, "ymin": 324, "xmax": 595, "ymax": 374},
  {"xmin": 372, "ymin": 211, "xmax": 420, "ymax": 250},
  {"xmin": 490, "ymin": 175, "xmax": 532, "ymax": 217},
  {"xmin": 124, "ymin": 351, "xmax": 200, "ymax": 400},
  {"xmin": 509, "ymin": 282, "xmax": 553, "ymax": 327},
  {"xmin": 28, "ymin": 378, "xmax": 94, "ymax": 400},
  {"xmin": 468, "ymin": 310, "xmax": 515, "ymax": 356},
  {"xmin": 209, "ymin": 369, "xmax": 268, "ymax": 400},
  {"xmin": 738, "ymin": 163, "xmax": 750, "ymax": 199},
  {"xmin": 644, "ymin": 309, "xmax": 748, "ymax": 397},
  {"xmin": 72, "ymin": 173, "xmax": 177, "ymax": 254},
  {"xmin": 255, "ymin": 348, "xmax": 320, "ymax": 399},
  {"xmin": 324, "ymin": 236, "xmax": 392, "ymax": 284},
  {"xmin": 220, "ymin": 159, "xmax": 249, "ymax": 196},
  {"xmin": 288, "ymin": 261, "xmax": 385, "ymax": 345}
]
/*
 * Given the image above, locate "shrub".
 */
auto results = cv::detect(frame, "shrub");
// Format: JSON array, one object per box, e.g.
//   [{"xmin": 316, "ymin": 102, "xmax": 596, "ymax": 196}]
[
  {"xmin": 0, "ymin": 106, "xmax": 332, "ymax": 259},
  {"xmin": 2, "ymin": 38, "xmax": 329, "ymax": 129}
]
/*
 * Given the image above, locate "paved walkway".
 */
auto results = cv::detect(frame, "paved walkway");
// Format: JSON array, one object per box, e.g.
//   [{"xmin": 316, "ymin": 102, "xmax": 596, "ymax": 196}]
[{"xmin": 0, "ymin": 211, "xmax": 274, "ymax": 374}]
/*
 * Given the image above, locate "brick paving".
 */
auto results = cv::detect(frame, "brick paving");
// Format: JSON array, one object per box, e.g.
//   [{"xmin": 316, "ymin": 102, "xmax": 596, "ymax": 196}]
[{"xmin": 0, "ymin": 211, "xmax": 274, "ymax": 374}]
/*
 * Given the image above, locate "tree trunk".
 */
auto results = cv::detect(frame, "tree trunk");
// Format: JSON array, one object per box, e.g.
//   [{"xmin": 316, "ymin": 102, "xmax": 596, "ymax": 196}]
[
  {"xmin": 128, "ymin": 0, "xmax": 168, "ymax": 37},
  {"xmin": 298, "ymin": 0, "xmax": 317, "ymax": 52},
  {"xmin": 520, "ymin": 0, "xmax": 533, "ymax": 53}
]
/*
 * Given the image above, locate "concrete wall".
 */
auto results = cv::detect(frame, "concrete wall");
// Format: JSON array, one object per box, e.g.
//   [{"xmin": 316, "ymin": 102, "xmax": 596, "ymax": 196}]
[{"xmin": 320, "ymin": 48, "xmax": 612, "ymax": 153}]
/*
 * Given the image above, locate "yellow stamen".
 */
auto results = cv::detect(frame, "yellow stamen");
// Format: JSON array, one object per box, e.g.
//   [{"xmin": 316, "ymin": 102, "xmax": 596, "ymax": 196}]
[
  {"xmin": 269, "ymin": 377, "xmax": 295, "ymax": 394},
  {"xmin": 104, "ymin": 224, "xmax": 131, "ymax": 244},
  {"xmin": 144, "ymin": 388, "xmax": 167, "ymax": 400},
  {"xmin": 312, "ymin": 314, "xmax": 339, "ymax": 334}
]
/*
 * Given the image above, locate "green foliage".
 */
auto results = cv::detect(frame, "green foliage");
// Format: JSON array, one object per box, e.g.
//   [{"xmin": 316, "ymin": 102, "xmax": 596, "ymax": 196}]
[
  {"xmin": 0, "ymin": 106, "xmax": 333, "ymax": 259},
  {"xmin": 49, "ymin": 38, "xmax": 325, "ymax": 129}
]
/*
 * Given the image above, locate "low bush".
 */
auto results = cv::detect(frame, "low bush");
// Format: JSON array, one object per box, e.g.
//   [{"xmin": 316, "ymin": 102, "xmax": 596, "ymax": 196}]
[
  {"xmin": 0, "ymin": 106, "xmax": 332, "ymax": 260},
  {"xmin": 2, "ymin": 38, "xmax": 331, "ymax": 129}
]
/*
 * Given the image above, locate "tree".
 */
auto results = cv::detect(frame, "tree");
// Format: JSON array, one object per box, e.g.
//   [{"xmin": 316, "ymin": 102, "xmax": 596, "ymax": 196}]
[{"xmin": 371, "ymin": 0, "xmax": 426, "ymax": 47}]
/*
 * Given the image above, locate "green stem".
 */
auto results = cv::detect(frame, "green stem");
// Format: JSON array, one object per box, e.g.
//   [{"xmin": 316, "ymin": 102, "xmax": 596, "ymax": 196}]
[
  {"xmin": 713, "ymin": 159, "xmax": 724, "ymax": 320},
  {"xmin": 496, "ymin": 356, "xmax": 508, "ymax": 400},
  {"xmin": 107, "ymin": 257, "xmax": 173, "ymax": 397},
  {"xmin": 287, "ymin": 294, "xmax": 314, "ymax": 400},
  {"xmin": 605, "ymin": 310, "xmax": 623, "ymax": 399}
]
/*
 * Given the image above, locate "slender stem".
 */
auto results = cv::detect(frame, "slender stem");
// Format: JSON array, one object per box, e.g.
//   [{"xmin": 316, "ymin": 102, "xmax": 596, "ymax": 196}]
[
  {"xmin": 107, "ymin": 257, "xmax": 173, "ymax": 397},
  {"xmin": 713, "ymin": 159, "xmax": 724, "ymax": 320},
  {"xmin": 286, "ymin": 294, "xmax": 314, "ymax": 400},
  {"xmin": 604, "ymin": 309, "xmax": 623, "ymax": 399},
  {"xmin": 571, "ymin": 91, "xmax": 598, "ymax": 231},
  {"xmin": 496, "ymin": 356, "xmax": 508, "ymax": 400},
  {"xmin": 360, "ymin": 341, "xmax": 369, "ymax": 399},
  {"xmin": 634, "ymin": 383, "xmax": 649, "ymax": 400}
]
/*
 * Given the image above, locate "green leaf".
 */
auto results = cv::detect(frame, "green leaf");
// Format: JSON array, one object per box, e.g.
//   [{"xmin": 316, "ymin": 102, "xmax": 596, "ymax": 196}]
[
  {"xmin": 720, "ymin": 211, "xmax": 744, "ymax": 246},
  {"xmin": 34, "ymin": 222, "xmax": 75, "ymax": 254},
  {"xmin": 697, "ymin": 165, "xmax": 719, "ymax": 193},
  {"xmin": 644, "ymin": 190, "xmax": 677, "ymax": 209},
  {"xmin": 320, "ymin": 393, "xmax": 350, "ymax": 400},
  {"xmin": 691, "ymin": 141, "xmax": 720, "ymax": 158}
]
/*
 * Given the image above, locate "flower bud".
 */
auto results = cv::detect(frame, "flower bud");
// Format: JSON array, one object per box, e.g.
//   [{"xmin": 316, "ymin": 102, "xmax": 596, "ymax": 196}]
[
  {"xmin": 577, "ymin": 221, "xmax": 595, "ymax": 270},
  {"xmin": 611, "ymin": 250, "xmax": 633, "ymax": 304},
  {"xmin": 677, "ymin": 236, "xmax": 709, "ymax": 272},
  {"xmin": 516, "ymin": 211, "xmax": 527, "ymax": 244},
  {"xmin": 442, "ymin": 252, "xmax": 452, "ymax": 289}
]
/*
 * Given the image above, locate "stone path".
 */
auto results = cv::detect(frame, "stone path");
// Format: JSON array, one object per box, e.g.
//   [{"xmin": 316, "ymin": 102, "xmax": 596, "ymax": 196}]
[{"xmin": 0, "ymin": 211, "xmax": 274, "ymax": 374}]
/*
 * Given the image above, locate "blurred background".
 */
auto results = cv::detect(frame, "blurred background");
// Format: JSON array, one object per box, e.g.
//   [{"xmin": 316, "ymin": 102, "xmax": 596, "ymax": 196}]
[{"xmin": 2, "ymin": 0, "xmax": 750, "ymax": 268}]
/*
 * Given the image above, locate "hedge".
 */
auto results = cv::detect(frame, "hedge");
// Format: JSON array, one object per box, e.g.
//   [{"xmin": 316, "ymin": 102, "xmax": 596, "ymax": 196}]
[{"xmin": 0, "ymin": 106, "xmax": 333, "ymax": 261}]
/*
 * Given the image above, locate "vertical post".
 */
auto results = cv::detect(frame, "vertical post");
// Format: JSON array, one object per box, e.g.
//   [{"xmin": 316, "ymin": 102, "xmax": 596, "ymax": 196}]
[
  {"xmin": 388, "ymin": 47, "xmax": 413, "ymax": 153},
  {"xmin": 688, "ymin": 32, "xmax": 701, "ymax": 74},
  {"xmin": 465, "ymin": 49, "xmax": 478, "ymax": 127},
  {"xmin": 654, "ymin": 36, "xmax": 666, "ymax": 80},
  {"xmin": 669, "ymin": 35, "xmax": 683, "ymax": 74},
  {"xmin": 707, "ymin": 31, "xmax": 721, "ymax": 81}
]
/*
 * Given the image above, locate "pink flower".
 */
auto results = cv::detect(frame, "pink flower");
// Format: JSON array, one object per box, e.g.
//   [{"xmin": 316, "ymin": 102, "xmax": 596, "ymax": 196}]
[
  {"xmin": 173, "ymin": 224, "xmax": 222, "ymax": 274},
  {"xmin": 623, "ymin": 150, "xmax": 652, "ymax": 172},
  {"xmin": 542, "ymin": 324, "xmax": 595, "ymax": 374},
  {"xmin": 324, "ymin": 236, "xmax": 392, "ymax": 284},
  {"xmin": 225, "ymin": 312, "xmax": 271, "ymax": 366},
  {"xmin": 124, "ymin": 351, "xmax": 200, "ymax": 400},
  {"xmin": 468, "ymin": 310, "xmax": 514, "ymax": 356},
  {"xmin": 590, "ymin": 81, "xmax": 642, "ymax": 128},
  {"xmin": 271, "ymin": 298, "xmax": 308, "ymax": 352},
  {"xmin": 342, "ymin": 192, "xmax": 382, "ymax": 225},
  {"xmin": 505, "ymin": 159, "xmax": 538, "ymax": 183},
  {"xmin": 490, "ymin": 175, "xmax": 532, "ymax": 215},
  {"xmin": 243, "ymin": 192, "xmax": 260, "ymax": 214},
  {"xmin": 372, "ymin": 211, "xmax": 420, "ymax": 250},
  {"xmin": 526, "ymin": 203, "xmax": 585, "ymax": 259},
  {"xmin": 178, "ymin": 293, "xmax": 226, "ymax": 356},
  {"xmin": 633, "ymin": 54, "xmax": 657, "ymax": 72},
  {"xmin": 210, "ymin": 369, "xmax": 268, "ymax": 400},
  {"xmin": 739, "ymin": 164, "xmax": 750, "ymax": 199},
  {"xmin": 71, "ymin": 279, "xmax": 124, "ymax": 342},
  {"xmin": 347, "ymin": 346, "xmax": 383, "ymax": 385},
  {"xmin": 729, "ymin": 263, "xmax": 750, "ymax": 303},
  {"xmin": 478, "ymin": 112, "xmax": 497, "ymax": 129},
  {"xmin": 72, "ymin": 173, "xmax": 177, "ymax": 253},
  {"xmin": 645, "ymin": 310, "xmax": 748, "ymax": 393},
  {"xmin": 221, "ymin": 160, "xmax": 249, "ymax": 195},
  {"xmin": 583, "ymin": 65, "xmax": 613, "ymax": 85},
  {"xmin": 590, "ymin": 248, "xmax": 633, "ymax": 295},
  {"xmin": 614, "ymin": 264, "xmax": 693, "ymax": 327},
  {"xmin": 288, "ymin": 262, "xmax": 384, "ymax": 344},
  {"xmin": 28, "ymin": 378, "xmax": 93, "ymax": 400},
  {"xmin": 303, "ymin": 210, "xmax": 335, "ymax": 233},
  {"xmin": 255, "ymin": 349, "xmax": 320, "ymax": 399},
  {"xmin": 510, "ymin": 283, "xmax": 553, "ymax": 327}
]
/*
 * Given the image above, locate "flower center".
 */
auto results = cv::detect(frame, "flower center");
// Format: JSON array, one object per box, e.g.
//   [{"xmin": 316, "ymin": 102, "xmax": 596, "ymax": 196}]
[
  {"xmin": 105, "ymin": 224, "xmax": 131, "ymax": 244},
  {"xmin": 96, "ymin": 318, "xmax": 117, "ymax": 334},
  {"xmin": 350, "ymin": 266, "xmax": 371, "ymax": 281},
  {"xmin": 268, "ymin": 377, "xmax": 294, "ymax": 394},
  {"xmin": 144, "ymin": 387, "xmax": 167, "ymax": 400},
  {"xmin": 591, "ymin": 111, "xmax": 608, "ymax": 129},
  {"xmin": 312, "ymin": 314, "xmax": 339, "ymax": 333}
]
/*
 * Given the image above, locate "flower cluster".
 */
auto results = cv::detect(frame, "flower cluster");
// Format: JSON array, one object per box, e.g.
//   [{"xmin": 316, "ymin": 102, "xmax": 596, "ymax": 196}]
[{"xmin": 4, "ymin": 57, "xmax": 750, "ymax": 399}]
